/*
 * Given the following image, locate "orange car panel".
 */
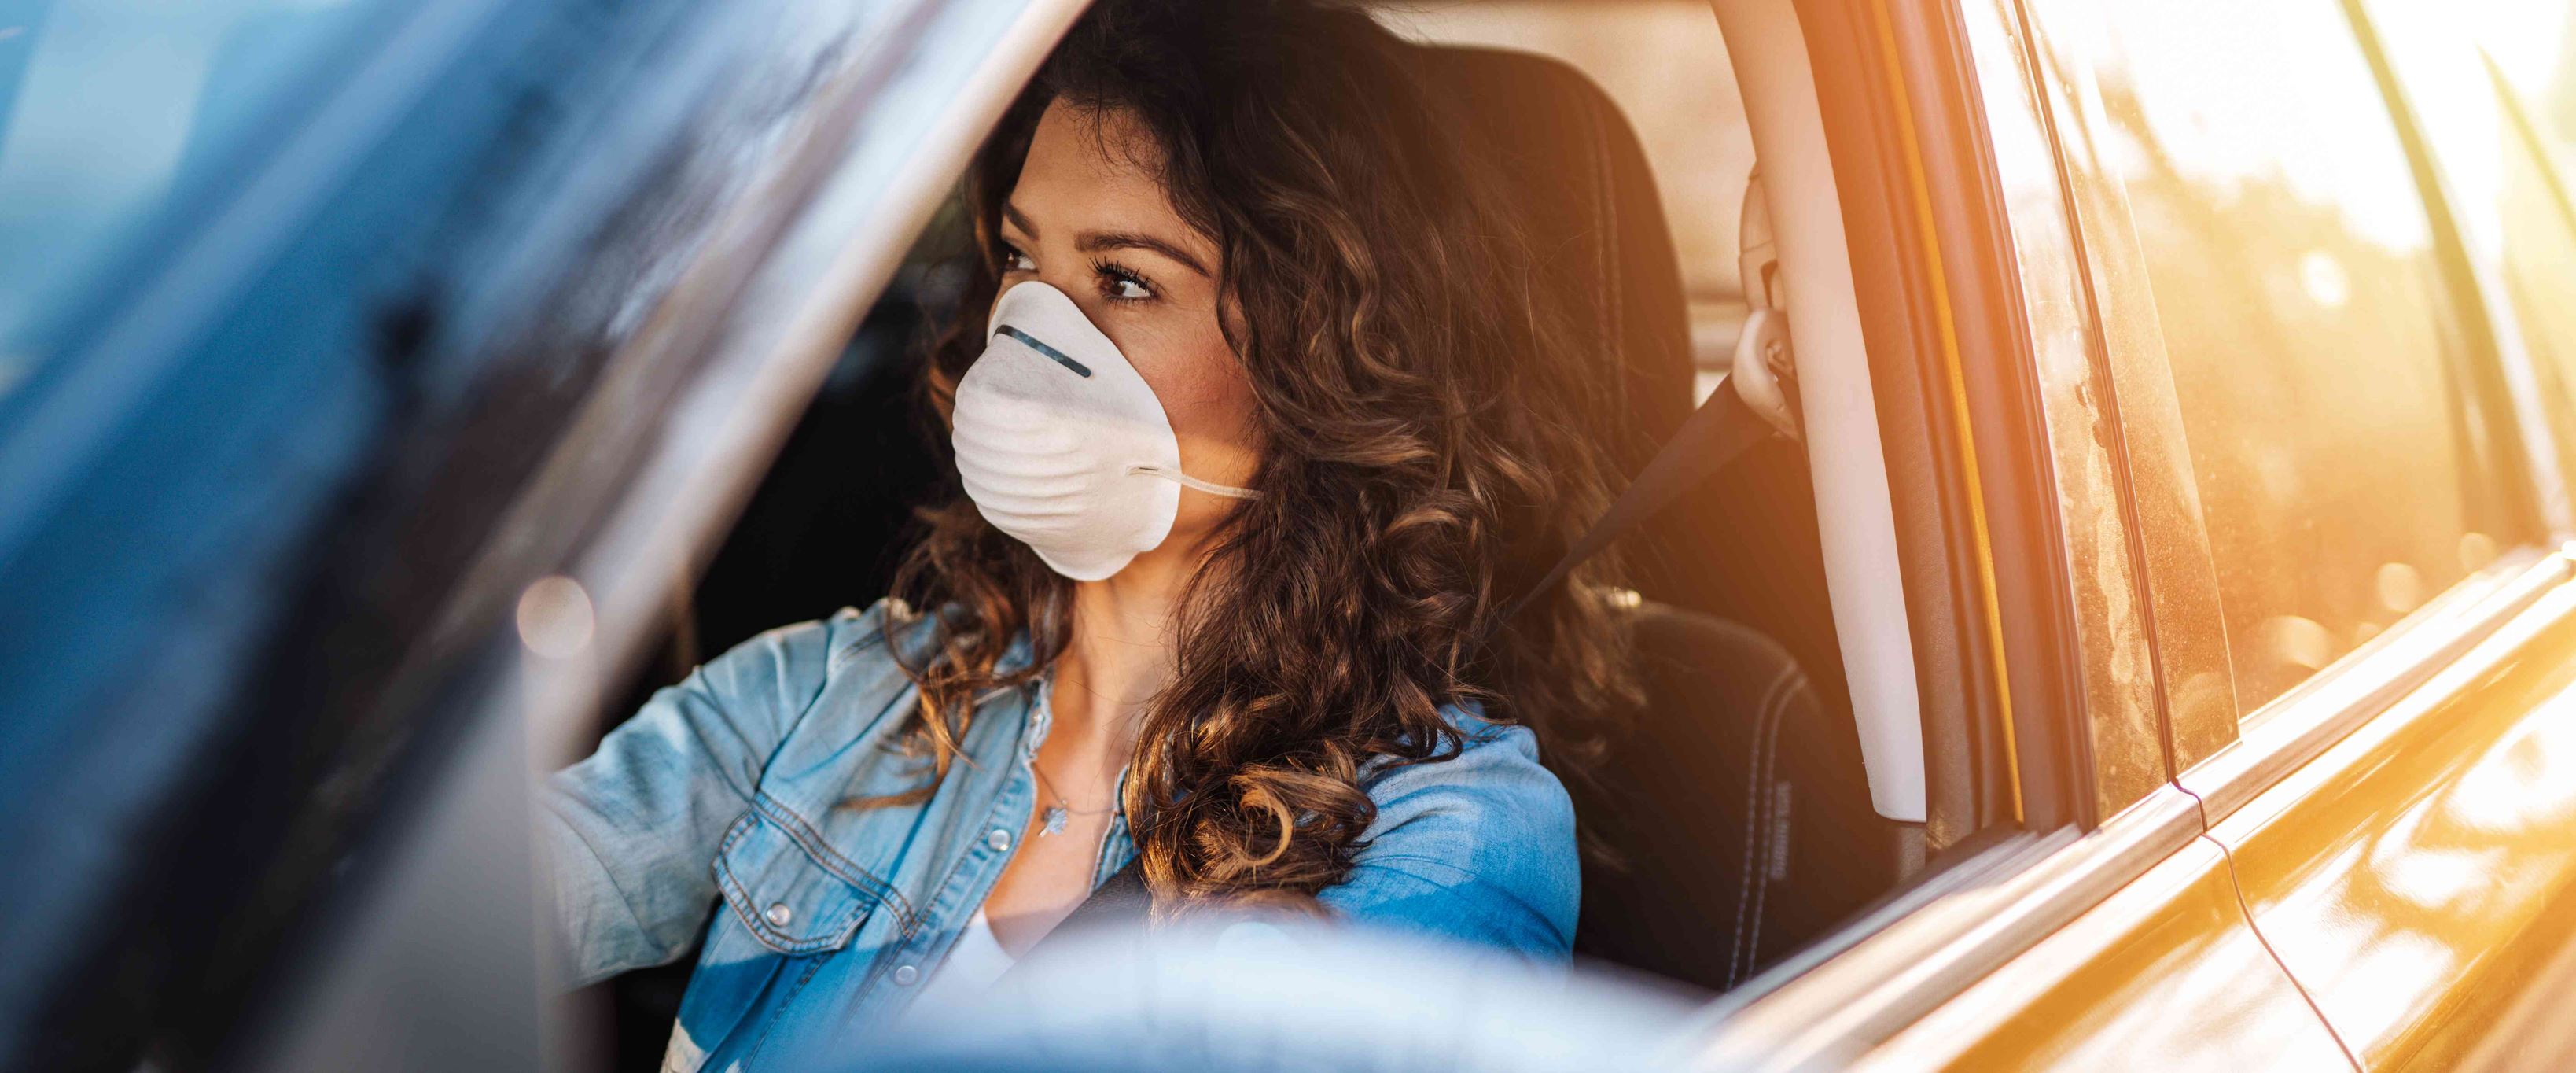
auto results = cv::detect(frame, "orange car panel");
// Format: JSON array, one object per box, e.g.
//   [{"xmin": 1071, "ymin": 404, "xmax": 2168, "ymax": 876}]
[
  {"xmin": 2203, "ymin": 577, "xmax": 2576, "ymax": 1071},
  {"xmin": 1864, "ymin": 836, "xmax": 2351, "ymax": 1071}
]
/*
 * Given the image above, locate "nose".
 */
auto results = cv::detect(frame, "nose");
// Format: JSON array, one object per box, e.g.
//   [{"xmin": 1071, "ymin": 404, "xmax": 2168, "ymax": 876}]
[{"xmin": 1038, "ymin": 267, "xmax": 1113, "ymax": 328}]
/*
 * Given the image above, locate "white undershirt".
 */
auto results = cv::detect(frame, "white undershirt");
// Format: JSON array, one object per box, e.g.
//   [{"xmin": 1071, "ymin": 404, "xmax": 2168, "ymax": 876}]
[{"xmin": 912, "ymin": 909, "xmax": 1018, "ymax": 1010}]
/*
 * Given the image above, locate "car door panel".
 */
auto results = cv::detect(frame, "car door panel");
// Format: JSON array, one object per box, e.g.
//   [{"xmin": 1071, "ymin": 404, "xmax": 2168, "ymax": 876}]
[
  {"xmin": 0, "ymin": 0, "xmax": 1085, "ymax": 1064},
  {"xmin": 1991, "ymin": 0, "xmax": 2576, "ymax": 1062},
  {"xmin": 1860, "ymin": 836, "xmax": 2353, "ymax": 1071},
  {"xmin": 1850, "ymin": 0, "xmax": 2541, "ymax": 1064},
  {"xmin": 2199, "ymin": 569, "xmax": 2576, "ymax": 1071}
]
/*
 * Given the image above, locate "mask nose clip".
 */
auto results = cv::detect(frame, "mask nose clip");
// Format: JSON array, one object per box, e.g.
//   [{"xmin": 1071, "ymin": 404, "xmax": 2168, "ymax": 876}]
[{"xmin": 994, "ymin": 324, "xmax": 1094, "ymax": 378}]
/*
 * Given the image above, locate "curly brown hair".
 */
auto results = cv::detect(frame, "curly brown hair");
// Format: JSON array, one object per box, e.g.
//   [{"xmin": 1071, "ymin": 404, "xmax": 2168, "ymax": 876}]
[{"xmin": 888, "ymin": 0, "xmax": 1637, "ymax": 911}]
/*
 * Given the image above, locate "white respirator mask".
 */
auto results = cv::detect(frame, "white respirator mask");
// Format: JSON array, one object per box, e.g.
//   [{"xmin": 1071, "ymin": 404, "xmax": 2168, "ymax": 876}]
[{"xmin": 950, "ymin": 280, "xmax": 1260, "ymax": 581}]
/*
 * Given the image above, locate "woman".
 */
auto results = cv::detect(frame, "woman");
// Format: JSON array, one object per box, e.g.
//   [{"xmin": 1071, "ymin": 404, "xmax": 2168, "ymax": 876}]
[{"xmin": 542, "ymin": 1, "xmax": 1636, "ymax": 1068}]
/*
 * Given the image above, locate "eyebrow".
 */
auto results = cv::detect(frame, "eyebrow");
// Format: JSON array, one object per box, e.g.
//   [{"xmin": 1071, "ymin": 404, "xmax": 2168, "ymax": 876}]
[
  {"xmin": 1079, "ymin": 230, "xmax": 1210, "ymax": 278},
  {"xmin": 1001, "ymin": 201, "xmax": 1211, "ymax": 278}
]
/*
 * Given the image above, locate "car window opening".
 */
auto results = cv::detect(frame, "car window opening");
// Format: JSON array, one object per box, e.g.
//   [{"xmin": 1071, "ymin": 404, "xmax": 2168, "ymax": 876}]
[{"xmin": 566, "ymin": 6, "xmax": 1944, "ymax": 1054}]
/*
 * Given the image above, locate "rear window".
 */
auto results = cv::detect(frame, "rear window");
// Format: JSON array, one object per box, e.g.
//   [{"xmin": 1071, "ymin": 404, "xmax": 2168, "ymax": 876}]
[
  {"xmin": 2466, "ymin": 0, "xmax": 2576, "ymax": 161},
  {"xmin": 2086, "ymin": 0, "xmax": 2531, "ymax": 713},
  {"xmin": 2371, "ymin": 0, "xmax": 2576, "ymax": 506}
]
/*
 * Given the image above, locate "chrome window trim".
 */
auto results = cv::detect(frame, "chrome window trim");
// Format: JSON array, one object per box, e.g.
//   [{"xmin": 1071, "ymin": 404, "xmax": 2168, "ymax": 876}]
[
  {"xmin": 471, "ymin": 0, "xmax": 1094, "ymax": 768},
  {"xmin": 1683, "ymin": 787, "xmax": 2201, "ymax": 1071},
  {"xmin": 2178, "ymin": 545, "xmax": 2571, "ymax": 824}
]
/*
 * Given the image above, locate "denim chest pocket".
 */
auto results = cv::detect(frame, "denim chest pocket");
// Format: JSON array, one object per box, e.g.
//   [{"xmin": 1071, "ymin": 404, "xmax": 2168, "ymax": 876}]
[{"xmin": 712, "ymin": 798, "xmax": 914, "ymax": 954}]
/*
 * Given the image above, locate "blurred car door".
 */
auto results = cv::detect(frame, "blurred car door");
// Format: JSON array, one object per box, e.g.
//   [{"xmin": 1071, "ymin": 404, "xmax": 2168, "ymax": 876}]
[{"xmin": 0, "ymin": 0, "xmax": 1080, "ymax": 1068}]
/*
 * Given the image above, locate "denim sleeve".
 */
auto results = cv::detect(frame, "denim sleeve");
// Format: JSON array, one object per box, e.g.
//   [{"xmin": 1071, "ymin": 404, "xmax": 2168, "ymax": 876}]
[
  {"xmin": 1317, "ymin": 720, "xmax": 1580, "ymax": 961},
  {"xmin": 537, "ymin": 607, "xmax": 874, "ymax": 988}
]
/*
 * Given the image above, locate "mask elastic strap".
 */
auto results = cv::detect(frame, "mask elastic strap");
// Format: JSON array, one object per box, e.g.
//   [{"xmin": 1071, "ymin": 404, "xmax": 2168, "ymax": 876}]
[{"xmin": 1127, "ymin": 464, "xmax": 1260, "ymax": 500}]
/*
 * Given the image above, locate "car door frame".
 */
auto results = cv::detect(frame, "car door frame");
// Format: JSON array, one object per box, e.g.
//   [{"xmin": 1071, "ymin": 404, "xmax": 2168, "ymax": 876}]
[
  {"xmin": 1680, "ymin": 0, "xmax": 2239, "ymax": 1064},
  {"xmin": 1691, "ymin": 0, "xmax": 2576, "ymax": 1065}
]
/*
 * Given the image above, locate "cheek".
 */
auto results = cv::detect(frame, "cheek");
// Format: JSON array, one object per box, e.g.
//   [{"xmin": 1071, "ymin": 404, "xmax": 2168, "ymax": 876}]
[{"xmin": 1117, "ymin": 319, "xmax": 1260, "ymax": 450}]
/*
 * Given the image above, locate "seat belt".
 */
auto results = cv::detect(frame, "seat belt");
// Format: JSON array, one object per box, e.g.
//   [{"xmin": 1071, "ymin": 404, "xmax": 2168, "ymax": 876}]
[
  {"xmin": 1054, "ymin": 854, "xmax": 1149, "ymax": 929},
  {"xmin": 996, "ymin": 854, "xmax": 1146, "ymax": 982},
  {"xmin": 1011, "ymin": 376, "xmax": 1776, "ymax": 967},
  {"xmin": 1494, "ymin": 375, "xmax": 1778, "ymax": 631}
]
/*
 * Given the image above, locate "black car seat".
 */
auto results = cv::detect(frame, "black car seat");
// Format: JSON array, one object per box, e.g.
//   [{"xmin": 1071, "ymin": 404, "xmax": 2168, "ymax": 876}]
[{"xmin": 1409, "ymin": 44, "xmax": 1891, "ymax": 990}]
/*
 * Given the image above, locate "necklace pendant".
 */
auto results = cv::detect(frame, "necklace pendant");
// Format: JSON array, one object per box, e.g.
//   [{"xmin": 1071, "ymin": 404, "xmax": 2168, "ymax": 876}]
[{"xmin": 1042, "ymin": 806, "xmax": 1068, "ymax": 836}]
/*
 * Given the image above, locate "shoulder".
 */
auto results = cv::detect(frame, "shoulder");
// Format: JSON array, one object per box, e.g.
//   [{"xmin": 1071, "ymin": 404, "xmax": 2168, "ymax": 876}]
[
  {"xmin": 1356, "ymin": 702, "xmax": 1557, "ymax": 806},
  {"xmin": 1329, "ymin": 702, "xmax": 1580, "ymax": 958},
  {"xmin": 1356, "ymin": 702, "xmax": 1573, "ymax": 847},
  {"xmin": 683, "ymin": 599, "xmax": 928, "ymax": 722}
]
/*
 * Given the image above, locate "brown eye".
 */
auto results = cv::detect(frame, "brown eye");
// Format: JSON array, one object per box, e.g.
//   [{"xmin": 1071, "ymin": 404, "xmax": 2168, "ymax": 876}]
[
  {"xmin": 1095, "ymin": 261, "xmax": 1155, "ymax": 301},
  {"xmin": 1000, "ymin": 246, "xmax": 1036, "ymax": 273}
]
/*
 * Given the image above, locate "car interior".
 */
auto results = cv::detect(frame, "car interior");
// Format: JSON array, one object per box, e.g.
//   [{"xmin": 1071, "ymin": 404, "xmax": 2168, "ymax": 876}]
[{"xmin": 583, "ymin": 2, "xmax": 1909, "ymax": 1064}]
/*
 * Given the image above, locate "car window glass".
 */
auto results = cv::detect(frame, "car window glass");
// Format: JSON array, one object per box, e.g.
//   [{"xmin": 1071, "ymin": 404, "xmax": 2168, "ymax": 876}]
[
  {"xmin": 2085, "ymin": 0, "xmax": 2527, "ymax": 713},
  {"xmin": 2365, "ymin": 2, "xmax": 2576, "ymax": 516},
  {"xmin": 2466, "ymin": 0, "xmax": 2576, "ymax": 160},
  {"xmin": 2484, "ymin": 94, "xmax": 2576, "ymax": 492},
  {"xmin": 0, "ymin": 0, "xmax": 378, "ymax": 400}
]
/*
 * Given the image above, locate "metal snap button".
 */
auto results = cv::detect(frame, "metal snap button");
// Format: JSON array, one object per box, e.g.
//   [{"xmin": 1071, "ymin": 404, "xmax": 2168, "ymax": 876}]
[
  {"xmin": 892, "ymin": 964, "xmax": 919, "ymax": 986},
  {"xmin": 764, "ymin": 902, "xmax": 793, "ymax": 928},
  {"xmin": 988, "ymin": 828, "xmax": 1013, "ymax": 853}
]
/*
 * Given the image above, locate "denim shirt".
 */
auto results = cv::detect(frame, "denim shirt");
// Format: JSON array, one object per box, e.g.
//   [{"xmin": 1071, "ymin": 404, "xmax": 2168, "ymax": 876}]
[{"xmin": 539, "ymin": 599, "xmax": 1579, "ymax": 1073}]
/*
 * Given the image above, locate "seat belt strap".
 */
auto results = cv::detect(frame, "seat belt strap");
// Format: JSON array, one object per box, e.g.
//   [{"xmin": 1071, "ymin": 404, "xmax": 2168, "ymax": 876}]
[
  {"xmin": 1496, "ymin": 375, "xmax": 1776, "ymax": 631},
  {"xmin": 1058, "ymin": 854, "xmax": 1149, "ymax": 927},
  {"xmin": 1000, "ymin": 854, "xmax": 1148, "ymax": 977}
]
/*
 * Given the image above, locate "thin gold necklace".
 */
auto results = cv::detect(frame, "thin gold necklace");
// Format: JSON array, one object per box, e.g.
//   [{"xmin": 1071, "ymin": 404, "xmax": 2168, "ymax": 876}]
[{"xmin": 1030, "ymin": 761, "xmax": 1116, "ymax": 837}]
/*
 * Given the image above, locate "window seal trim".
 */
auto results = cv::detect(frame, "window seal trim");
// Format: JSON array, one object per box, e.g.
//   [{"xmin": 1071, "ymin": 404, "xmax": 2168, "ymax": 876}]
[
  {"xmin": 2015, "ymin": 0, "xmax": 2247, "ymax": 774},
  {"xmin": 1794, "ymin": 0, "xmax": 2092, "ymax": 845},
  {"xmin": 1963, "ymin": 0, "xmax": 2173, "ymax": 819},
  {"xmin": 1871, "ymin": 0, "xmax": 2092, "ymax": 834}
]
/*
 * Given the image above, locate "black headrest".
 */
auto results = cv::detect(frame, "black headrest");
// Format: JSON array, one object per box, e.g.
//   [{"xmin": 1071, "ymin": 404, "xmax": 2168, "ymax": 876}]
[{"xmin": 1405, "ymin": 45, "xmax": 1695, "ymax": 476}]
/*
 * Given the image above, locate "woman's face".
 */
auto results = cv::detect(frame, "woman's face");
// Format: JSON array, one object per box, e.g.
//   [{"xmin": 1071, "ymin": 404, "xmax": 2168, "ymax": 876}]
[{"xmin": 994, "ymin": 99, "xmax": 1263, "ymax": 550}]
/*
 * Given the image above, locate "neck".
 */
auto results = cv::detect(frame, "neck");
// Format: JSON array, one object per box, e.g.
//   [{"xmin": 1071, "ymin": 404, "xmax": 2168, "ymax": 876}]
[{"xmin": 1050, "ymin": 536, "xmax": 1203, "ymax": 755}]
